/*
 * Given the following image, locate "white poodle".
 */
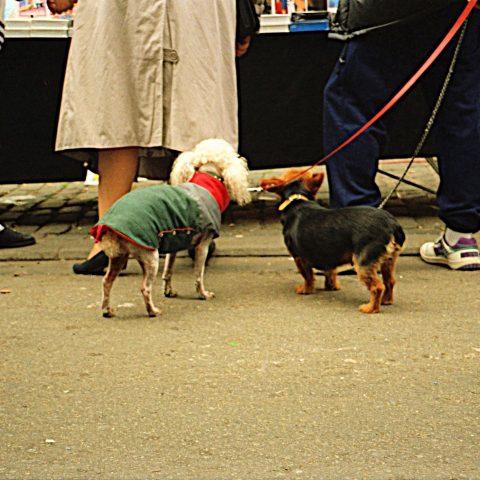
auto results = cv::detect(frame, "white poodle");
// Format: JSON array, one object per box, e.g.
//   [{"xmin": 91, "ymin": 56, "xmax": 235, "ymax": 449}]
[{"xmin": 92, "ymin": 139, "xmax": 251, "ymax": 318}]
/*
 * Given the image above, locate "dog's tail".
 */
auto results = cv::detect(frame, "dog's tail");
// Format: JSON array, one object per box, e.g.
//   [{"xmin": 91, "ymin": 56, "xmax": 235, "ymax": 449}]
[{"xmin": 393, "ymin": 223, "xmax": 406, "ymax": 249}]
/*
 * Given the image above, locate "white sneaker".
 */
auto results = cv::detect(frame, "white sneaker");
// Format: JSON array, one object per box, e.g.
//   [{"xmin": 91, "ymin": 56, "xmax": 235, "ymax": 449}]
[{"xmin": 420, "ymin": 235, "xmax": 480, "ymax": 271}]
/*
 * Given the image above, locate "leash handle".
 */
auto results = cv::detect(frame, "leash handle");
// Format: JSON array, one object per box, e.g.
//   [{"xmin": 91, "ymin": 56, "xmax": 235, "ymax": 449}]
[{"xmin": 272, "ymin": 0, "xmax": 478, "ymax": 187}]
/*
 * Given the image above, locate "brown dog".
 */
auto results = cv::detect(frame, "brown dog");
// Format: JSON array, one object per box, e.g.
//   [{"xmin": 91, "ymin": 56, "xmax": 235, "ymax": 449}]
[{"xmin": 260, "ymin": 169, "xmax": 405, "ymax": 313}]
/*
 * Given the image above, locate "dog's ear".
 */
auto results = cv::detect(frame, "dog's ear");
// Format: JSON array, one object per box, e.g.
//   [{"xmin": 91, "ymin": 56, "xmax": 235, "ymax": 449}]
[
  {"xmin": 259, "ymin": 177, "xmax": 284, "ymax": 193},
  {"xmin": 305, "ymin": 172, "xmax": 325, "ymax": 195},
  {"xmin": 169, "ymin": 152, "xmax": 197, "ymax": 184},
  {"xmin": 222, "ymin": 155, "xmax": 252, "ymax": 206}
]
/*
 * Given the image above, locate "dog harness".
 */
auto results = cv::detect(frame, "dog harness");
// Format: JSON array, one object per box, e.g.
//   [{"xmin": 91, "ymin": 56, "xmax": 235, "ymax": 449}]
[{"xmin": 91, "ymin": 172, "xmax": 230, "ymax": 253}]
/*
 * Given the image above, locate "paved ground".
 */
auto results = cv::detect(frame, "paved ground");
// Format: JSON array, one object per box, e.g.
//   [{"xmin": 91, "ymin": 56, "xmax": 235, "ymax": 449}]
[
  {"xmin": 1, "ymin": 161, "xmax": 479, "ymax": 479},
  {"xmin": 0, "ymin": 161, "xmax": 461, "ymax": 262},
  {"xmin": 1, "ymin": 256, "xmax": 479, "ymax": 479}
]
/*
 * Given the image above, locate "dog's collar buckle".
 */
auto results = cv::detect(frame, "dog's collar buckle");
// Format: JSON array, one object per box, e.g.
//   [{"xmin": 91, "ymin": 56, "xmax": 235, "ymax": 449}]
[
  {"xmin": 201, "ymin": 170, "xmax": 224, "ymax": 183},
  {"xmin": 278, "ymin": 194, "xmax": 310, "ymax": 212}
]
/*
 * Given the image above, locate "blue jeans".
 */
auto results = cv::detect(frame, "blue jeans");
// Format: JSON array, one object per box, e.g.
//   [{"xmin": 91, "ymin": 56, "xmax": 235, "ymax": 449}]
[{"xmin": 323, "ymin": 5, "xmax": 480, "ymax": 233}]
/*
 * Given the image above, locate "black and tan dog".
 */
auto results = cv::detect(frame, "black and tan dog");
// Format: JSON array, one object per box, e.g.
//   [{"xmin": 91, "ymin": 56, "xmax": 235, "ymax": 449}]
[{"xmin": 260, "ymin": 169, "xmax": 405, "ymax": 313}]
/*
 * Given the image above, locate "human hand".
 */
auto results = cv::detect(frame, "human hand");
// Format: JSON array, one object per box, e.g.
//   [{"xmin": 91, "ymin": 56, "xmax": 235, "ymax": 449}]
[
  {"xmin": 236, "ymin": 36, "xmax": 251, "ymax": 57},
  {"xmin": 47, "ymin": 0, "xmax": 77, "ymax": 14}
]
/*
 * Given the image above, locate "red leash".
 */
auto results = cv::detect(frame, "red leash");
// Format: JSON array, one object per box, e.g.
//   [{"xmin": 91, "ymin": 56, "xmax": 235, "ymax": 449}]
[{"xmin": 268, "ymin": 0, "xmax": 478, "ymax": 187}]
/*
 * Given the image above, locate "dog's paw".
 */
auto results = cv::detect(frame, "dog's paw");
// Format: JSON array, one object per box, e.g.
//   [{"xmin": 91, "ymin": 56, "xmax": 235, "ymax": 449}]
[
  {"xmin": 381, "ymin": 292, "xmax": 394, "ymax": 305},
  {"xmin": 295, "ymin": 284, "xmax": 314, "ymax": 295},
  {"xmin": 359, "ymin": 303, "xmax": 380, "ymax": 314},
  {"xmin": 147, "ymin": 306, "xmax": 162, "ymax": 317},
  {"xmin": 324, "ymin": 282, "xmax": 341, "ymax": 291},
  {"xmin": 164, "ymin": 289, "xmax": 178, "ymax": 298},
  {"xmin": 200, "ymin": 291, "xmax": 215, "ymax": 300},
  {"xmin": 102, "ymin": 308, "xmax": 116, "ymax": 318}
]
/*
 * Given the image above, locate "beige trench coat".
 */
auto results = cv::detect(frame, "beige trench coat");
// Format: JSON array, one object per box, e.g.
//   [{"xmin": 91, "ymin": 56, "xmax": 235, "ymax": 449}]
[{"xmin": 56, "ymin": 0, "xmax": 239, "ymax": 171}]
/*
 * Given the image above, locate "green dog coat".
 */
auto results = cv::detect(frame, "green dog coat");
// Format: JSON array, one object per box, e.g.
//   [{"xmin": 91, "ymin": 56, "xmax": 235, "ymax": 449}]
[{"xmin": 91, "ymin": 172, "xmax": 229, "ymax": 253}]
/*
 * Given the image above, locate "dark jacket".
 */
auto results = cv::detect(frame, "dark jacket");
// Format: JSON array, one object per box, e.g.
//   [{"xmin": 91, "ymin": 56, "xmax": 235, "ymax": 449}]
[{"xmin": 331, "ymin": 0, "xmax": 459, "ymax": 39}]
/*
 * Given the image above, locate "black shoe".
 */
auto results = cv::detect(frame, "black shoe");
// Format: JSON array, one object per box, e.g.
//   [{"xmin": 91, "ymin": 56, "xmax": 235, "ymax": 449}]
[
  {"xmin": 73, "ymin": 251, "xmax": 109, "ymax": 275},
  {"xmin": 0, "ymin": 226, "xmax": 36, "ymax": 249}
]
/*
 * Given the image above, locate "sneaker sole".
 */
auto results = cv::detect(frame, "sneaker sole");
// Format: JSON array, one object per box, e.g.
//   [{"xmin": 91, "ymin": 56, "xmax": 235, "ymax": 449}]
[
  {"xmin": 420, "ymin": 249, "xmax": 480, "ymax": 271},
  {"xmin": 456, "ymin": 262, "xmax": 480, "ymax": 271}
]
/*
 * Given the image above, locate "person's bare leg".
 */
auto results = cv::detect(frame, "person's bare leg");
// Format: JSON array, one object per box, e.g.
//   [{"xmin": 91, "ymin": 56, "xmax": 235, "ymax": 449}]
[{"xmin": 87, "ymin": 147, "xmax": 139, "ymax": 259}]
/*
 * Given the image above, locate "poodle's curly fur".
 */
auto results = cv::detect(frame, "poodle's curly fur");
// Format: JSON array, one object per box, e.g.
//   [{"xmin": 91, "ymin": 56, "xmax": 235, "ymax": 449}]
[{"xmin": 169, "ymin": 138, "xmax": 251, "ymax": 206}]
